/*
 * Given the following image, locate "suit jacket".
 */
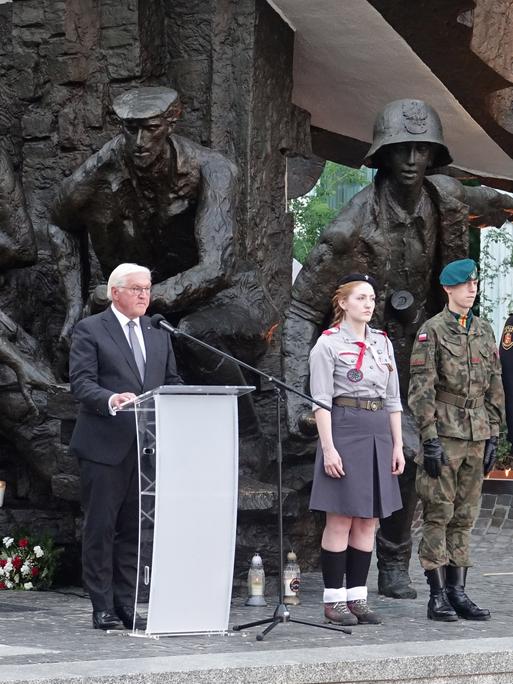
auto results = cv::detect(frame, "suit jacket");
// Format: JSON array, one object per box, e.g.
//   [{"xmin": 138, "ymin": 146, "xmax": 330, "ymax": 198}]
[{"xmin": 69, "ymin": 307, "xmax": 182, "ymax": 464}]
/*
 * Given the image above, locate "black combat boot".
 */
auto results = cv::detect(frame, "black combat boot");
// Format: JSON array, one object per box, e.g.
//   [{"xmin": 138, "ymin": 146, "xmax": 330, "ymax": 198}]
[
  {"xmin": 376, "ymin": 532, "xmax": 417, "ymax": 599},
  {"xmin": 425, "ymin": 567, "xmax": 458, "ymax": 622},
  {"xmin": 445, "ymin": 566, "xmax": 491, "ymax": 621}
]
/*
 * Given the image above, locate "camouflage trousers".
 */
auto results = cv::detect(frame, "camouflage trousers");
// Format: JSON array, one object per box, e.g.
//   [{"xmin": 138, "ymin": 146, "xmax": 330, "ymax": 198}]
[{"xmin": 416, "ymin": 436, "xmax": 485, "ymax": 570}]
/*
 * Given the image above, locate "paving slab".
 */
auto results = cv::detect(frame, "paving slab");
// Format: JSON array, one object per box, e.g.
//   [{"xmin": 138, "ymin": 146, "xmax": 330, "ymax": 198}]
[{"xmin": 0, "ymin": 507, "xmax": 511, "ymax": 683}]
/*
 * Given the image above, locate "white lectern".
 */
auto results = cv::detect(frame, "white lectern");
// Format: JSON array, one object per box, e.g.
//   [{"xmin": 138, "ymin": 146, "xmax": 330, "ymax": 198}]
[{"xmin": 121, "ymin": 384, "xmax": 254, "ymax": 636}]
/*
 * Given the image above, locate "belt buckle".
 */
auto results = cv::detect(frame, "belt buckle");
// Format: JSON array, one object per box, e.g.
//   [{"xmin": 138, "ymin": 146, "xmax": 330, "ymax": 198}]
[{"xmin": 370, "ymin": 400, "xmax": 379, "ymax": 412}]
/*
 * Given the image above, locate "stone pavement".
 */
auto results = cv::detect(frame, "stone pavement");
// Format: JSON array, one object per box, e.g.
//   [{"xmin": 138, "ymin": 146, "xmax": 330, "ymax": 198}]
[{"xmin": 0, "ymin": 490, "xmax": 512, "ymax": 683}]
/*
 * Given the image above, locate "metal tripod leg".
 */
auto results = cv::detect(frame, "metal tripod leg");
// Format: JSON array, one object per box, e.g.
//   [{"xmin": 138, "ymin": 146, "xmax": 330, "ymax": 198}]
[{"xmin": 233, "ymin": 602, "xmax": 352, "ymax": 641}]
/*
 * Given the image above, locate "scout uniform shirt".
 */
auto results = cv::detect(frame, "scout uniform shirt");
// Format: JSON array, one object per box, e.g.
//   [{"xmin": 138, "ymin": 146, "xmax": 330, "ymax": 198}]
[
  {"xmin": 309, "ymin": 320, "xmax": 402, "ymax": 413},
  {"xmin": 408, "ymin": 306, "xmax": 504, "ymax": 443}
]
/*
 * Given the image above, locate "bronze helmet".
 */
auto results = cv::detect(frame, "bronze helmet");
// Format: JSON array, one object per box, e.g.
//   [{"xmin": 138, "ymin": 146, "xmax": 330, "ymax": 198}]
[{"xmin": 363, "ymin": 99, "xmax": 453, "ymax": 169}]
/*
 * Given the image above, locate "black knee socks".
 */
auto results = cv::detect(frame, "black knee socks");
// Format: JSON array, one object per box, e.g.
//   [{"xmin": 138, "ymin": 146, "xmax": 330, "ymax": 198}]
[
  {"xmin": 320, "ymin": 548, "xmax": 347, "ymax": 588},
  {"xmin": 346, "ymin": 546, "xmax": 372, "ymax": 588}
]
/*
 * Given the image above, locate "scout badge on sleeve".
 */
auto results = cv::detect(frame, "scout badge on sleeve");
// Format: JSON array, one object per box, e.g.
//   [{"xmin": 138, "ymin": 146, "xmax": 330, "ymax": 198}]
[{"xmin": 347, "ymin": 341, "xmax": 366, "ymax": 382}]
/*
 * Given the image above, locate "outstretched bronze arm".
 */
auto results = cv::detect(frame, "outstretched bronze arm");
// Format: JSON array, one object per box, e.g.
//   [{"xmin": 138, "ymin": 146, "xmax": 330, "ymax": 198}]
[
  {"xmin": 464, "ymin": 184, "xmax": 513, "ymax": 228},
  {"xmin": 430, "ymin": 174, "xmax": 513, "ymax": 228}
]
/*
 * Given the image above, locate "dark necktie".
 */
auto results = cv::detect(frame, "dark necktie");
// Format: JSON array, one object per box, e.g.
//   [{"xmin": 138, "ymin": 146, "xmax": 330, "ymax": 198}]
[{"xmin": 127, "ymin": 320, "xmax": 145, "ymax": 382}]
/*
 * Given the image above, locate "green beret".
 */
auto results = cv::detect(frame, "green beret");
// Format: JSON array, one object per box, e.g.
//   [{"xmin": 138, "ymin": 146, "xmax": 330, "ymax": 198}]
[
  {"xmin": 439, "ymin": 259, "xmax": 478, "ymax": 286},
  {"xmin": 112, "ymin": 87, "xmax": 179, "ymax": 120}
]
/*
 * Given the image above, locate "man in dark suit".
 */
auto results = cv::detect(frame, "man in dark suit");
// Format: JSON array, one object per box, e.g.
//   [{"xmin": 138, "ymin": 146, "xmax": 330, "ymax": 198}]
[{"xmin": 69, "ymin": 262, "xmax": 182, "ymax": 630}]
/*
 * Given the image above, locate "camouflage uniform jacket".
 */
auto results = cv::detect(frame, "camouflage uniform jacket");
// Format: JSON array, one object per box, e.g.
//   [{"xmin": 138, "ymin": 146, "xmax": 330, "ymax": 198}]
[{"xmin": 408, "ymin": 306, "xmax": 504, "ymax": 443}]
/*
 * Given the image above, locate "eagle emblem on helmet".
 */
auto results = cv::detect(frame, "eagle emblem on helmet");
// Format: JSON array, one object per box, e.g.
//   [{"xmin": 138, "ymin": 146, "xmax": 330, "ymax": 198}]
[{"xmin": 402, "ymin": 101, "xmax": 428, "ymax": 135}]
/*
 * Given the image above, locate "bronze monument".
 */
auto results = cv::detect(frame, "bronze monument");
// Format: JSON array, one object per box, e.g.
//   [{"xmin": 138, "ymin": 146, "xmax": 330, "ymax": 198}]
[
  {"xmin": 49, "ymin": 86, "xmax": 276, "ymax": 443},
  {"xmin": 282, "ymin": 99, "xmax": 513, "ymax": 598}
]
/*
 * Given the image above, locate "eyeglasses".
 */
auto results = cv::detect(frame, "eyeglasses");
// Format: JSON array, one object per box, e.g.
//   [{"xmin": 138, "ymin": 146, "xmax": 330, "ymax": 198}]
[{"xmin": 118, "ymin": 286, "xmax": 152, "ymax": 296}]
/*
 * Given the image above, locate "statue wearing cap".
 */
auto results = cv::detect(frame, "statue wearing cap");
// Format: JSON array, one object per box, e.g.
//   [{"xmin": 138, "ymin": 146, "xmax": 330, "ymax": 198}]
[
  {"xmin": 48, "ymin": 86, "xmax": 276, "ymax": 434},
  {"xmin": 282, "ymin": 98, "xmax": 513, "ymax": 601},
  {"xmin": 408, "ymin": 258, "xmax": 504, "ymax": 622}
]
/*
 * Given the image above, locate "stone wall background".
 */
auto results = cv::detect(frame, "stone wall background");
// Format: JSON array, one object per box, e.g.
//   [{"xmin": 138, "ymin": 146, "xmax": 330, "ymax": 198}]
[{"xmin": 0, "ymin": 0, "xmax": 314, "ymax": 583}]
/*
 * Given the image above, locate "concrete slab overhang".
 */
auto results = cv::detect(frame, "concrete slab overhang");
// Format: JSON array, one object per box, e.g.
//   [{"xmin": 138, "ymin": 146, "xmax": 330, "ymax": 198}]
[{"xmin": 269, "ymin": 0, "xmax": 513, "ymax": 183}]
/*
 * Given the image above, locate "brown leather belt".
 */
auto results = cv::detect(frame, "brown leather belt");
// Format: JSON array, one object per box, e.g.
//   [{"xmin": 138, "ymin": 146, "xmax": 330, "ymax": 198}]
[
  {"xmin": 334, "ymin": 397, "xmax": 384, "ymax": 411},
  {"xmin": 436, "ymin": 390, "xmax": 484, "ymax": 409}
]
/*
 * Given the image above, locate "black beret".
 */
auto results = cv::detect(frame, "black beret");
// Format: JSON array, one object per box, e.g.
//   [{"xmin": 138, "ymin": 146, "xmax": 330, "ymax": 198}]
[{"xmin": 338, "ymin": 273, "xmax": 378, "ymax": 291}]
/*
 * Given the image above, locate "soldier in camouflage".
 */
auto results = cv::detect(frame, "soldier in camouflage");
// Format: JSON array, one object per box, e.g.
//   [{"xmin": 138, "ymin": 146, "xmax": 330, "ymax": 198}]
[{"xmin": 408, "ymin": 258, "xmax": 504, "ymax": 622}]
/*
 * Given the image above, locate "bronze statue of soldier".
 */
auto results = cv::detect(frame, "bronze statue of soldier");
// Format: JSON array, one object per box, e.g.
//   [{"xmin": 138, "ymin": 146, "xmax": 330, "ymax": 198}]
[
  {"xmin": 49, "ymin": 86, "xmax": 276, "ymax": 443},
  {"xmin": 282, "ymin": 99, "xmax": 513, "ymax": 599}
]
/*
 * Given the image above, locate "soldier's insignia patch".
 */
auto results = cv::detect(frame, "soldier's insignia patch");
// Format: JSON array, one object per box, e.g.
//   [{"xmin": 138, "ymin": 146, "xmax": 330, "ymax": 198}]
[
  {"xmin": 402, "ymin": 101, "xmax": 428, "ymax": 134},
  {"xmin": 502, "ymin": 325, "xmax": 513, "ymax": 351},
  {"xmin": 410, "ymin": 355, "xmax": 426, "ymax": 366},
  {"xmin": 418, "ymin": 332, "xmax": 428, "ymax": 342}
]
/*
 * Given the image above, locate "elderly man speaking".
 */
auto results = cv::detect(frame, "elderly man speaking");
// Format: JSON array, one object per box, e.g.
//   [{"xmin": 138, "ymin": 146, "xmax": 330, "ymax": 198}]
[{"xmin": 69, "ymin": 263, "xmax": 182, "ymax": 630}]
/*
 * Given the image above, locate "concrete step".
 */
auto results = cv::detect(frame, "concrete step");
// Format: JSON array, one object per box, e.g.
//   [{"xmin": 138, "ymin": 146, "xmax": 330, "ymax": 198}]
[{"xmin": 1, "ymin": 638, "xmax": 513, "ymax": 684}]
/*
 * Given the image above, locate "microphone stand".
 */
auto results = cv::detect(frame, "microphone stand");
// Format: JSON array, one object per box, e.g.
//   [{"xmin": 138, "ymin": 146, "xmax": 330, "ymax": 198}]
[{"xmin": 152, "ymin": 315, "xmax": 351, "ymax": 640}]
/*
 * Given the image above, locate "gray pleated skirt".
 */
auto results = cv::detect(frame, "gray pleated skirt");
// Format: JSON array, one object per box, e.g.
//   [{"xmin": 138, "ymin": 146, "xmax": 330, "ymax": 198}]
[{"xmin": 309, "ymin": 405, "xmax": 403, "ymax": 519}]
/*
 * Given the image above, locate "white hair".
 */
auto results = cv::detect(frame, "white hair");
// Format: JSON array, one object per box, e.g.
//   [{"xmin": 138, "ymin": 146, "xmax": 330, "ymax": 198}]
[{"xmin": 107, "ymin": 263, "xmax": 151, "ymax": 300}]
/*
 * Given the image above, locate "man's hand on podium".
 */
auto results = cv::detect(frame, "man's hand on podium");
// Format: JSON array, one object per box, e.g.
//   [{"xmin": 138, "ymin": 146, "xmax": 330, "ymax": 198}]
[{"xmin": 110, "ymin": 392, "xmax": 138, "ymax": 413}]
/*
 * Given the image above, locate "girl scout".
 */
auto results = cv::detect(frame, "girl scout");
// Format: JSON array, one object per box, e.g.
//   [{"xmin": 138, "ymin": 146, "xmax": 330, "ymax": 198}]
[{"xmin": 309, "ymin": 273, "xmax": 404, "ymax": 626}]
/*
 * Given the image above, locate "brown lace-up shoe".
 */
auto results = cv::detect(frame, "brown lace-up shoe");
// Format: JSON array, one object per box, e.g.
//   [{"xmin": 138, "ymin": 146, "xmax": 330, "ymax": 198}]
[
  {"xmin": 347, "ymin": 598, "xmax": 382, "ymax": 624},
  {"xmin": 324, "ymin": 601, "xmax": 358, "ymax": 626}
]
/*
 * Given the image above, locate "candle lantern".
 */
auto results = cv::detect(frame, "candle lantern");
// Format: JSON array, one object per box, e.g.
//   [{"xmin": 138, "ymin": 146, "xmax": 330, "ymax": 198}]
[
  {"xmin": 283, "ymin": 550, "xmax": 300, "ymax": 605},
  {"xmin": 245, "ymin": 553, "xmax": 267, "ymax": 606}
]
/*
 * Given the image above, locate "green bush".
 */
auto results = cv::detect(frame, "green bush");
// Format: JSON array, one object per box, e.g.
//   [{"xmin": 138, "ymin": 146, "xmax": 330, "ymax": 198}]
[{"xmin": 290, "ymin": 162, "xmax": 370, "ymax": 264}]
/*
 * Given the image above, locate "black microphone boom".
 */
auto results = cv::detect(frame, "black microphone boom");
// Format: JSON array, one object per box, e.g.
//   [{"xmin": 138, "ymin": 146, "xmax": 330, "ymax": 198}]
[{"xmin": 149, "ymin": 314, "xmax": 328, "ymax": 411}]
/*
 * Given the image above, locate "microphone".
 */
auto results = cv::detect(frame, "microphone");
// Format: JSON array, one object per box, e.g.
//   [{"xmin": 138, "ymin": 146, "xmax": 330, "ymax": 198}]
[{"xmin": 150, "ymin": 313, "xmax": 178, "ymax": 334}]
